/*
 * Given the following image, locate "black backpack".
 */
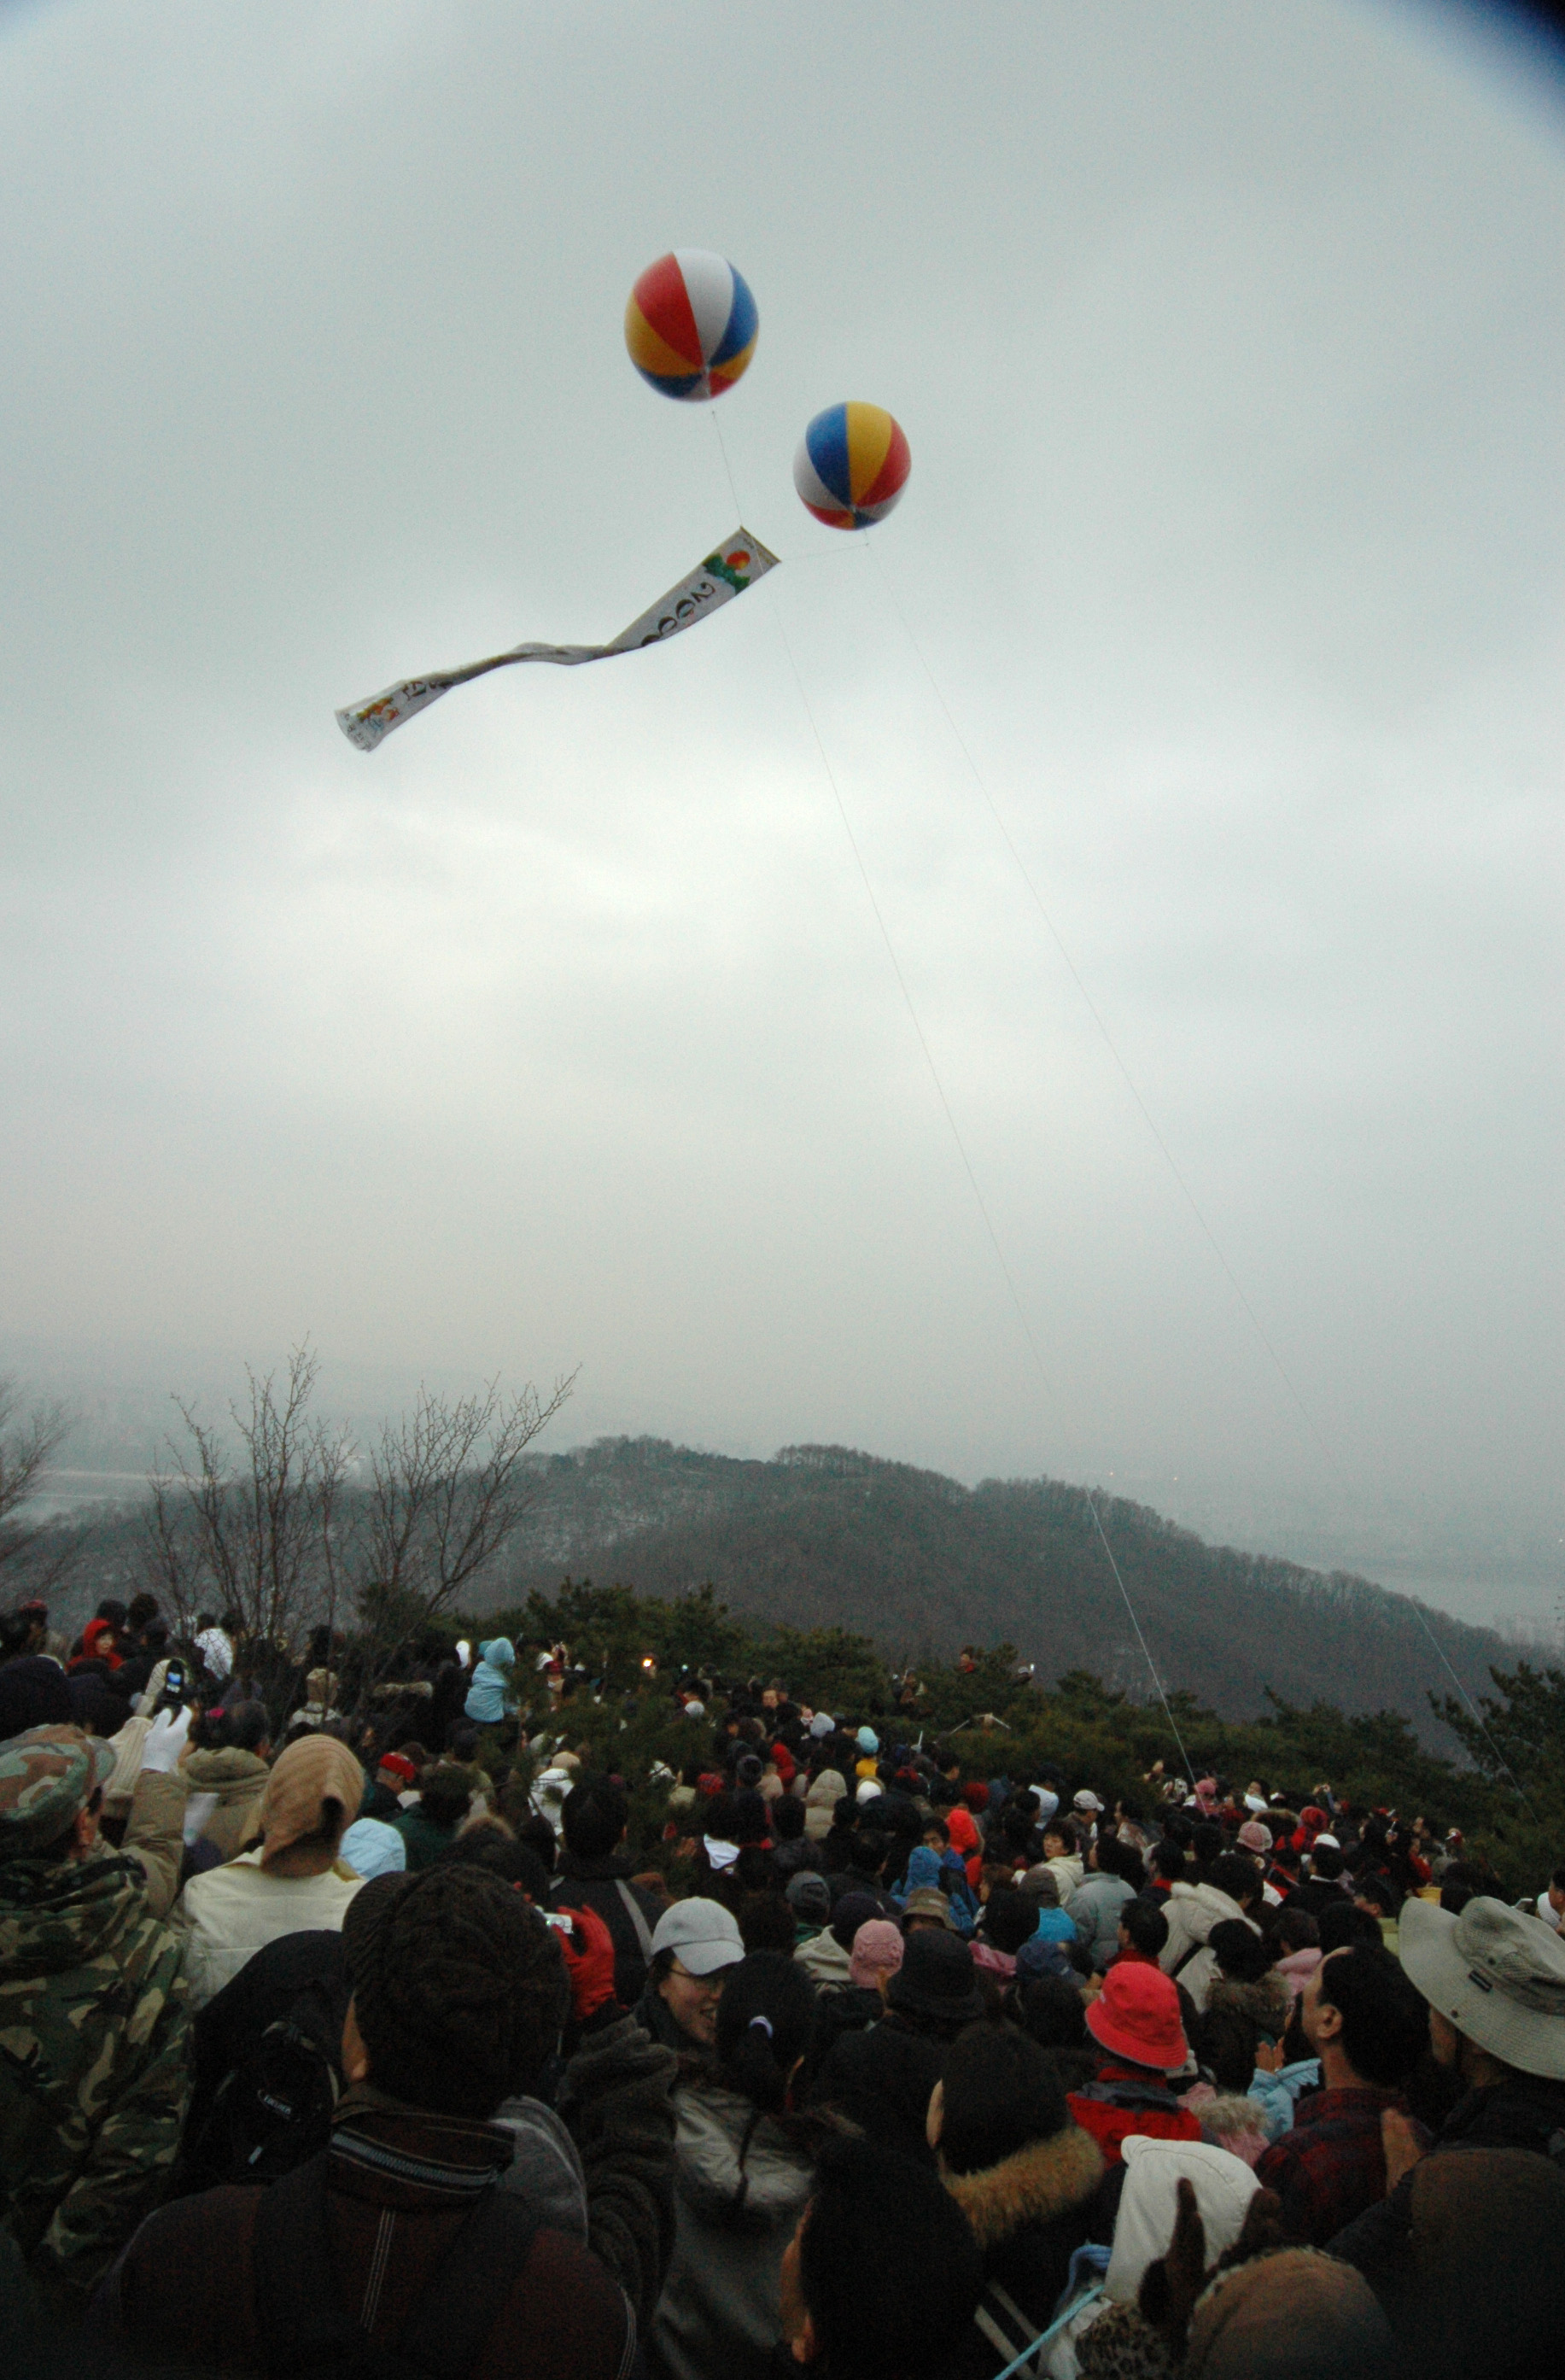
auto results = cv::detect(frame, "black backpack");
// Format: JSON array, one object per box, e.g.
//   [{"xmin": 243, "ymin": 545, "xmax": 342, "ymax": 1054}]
[{"xmin": 179, "ymin": 1931, "xmax": 350, "ymax": 2191}]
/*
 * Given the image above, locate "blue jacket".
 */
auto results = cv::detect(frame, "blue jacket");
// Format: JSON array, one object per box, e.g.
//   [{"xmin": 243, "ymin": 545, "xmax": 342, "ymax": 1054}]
[{"xmin": 464, "ymin": 1637, "xmax": 518, "ymax": 1724}]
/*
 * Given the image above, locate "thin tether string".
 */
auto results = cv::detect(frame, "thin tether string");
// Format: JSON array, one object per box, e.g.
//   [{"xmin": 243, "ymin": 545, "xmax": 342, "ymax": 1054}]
[
  {"xmin": 863, "ymin": 533, "xmax": 1535, "ymax": 1815},
  {"xmin": 751, "ymin": 565, "xmax": 1195, "ymax": 1783}
]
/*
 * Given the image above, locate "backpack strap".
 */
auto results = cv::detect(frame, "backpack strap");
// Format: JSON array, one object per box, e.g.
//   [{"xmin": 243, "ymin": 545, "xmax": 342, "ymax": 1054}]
[
  {"xmin": 613, "ymin": 1879, "xmax": 656, "ymax": 1963},
  {"xmin": 253, "ymin": 2154, "xmax": 368, "ymax": 2379},
  {"xmin": 394, "ymin": 2189, "xmax": 541, "ymax": 2380},
  {"xmin": 252, "ymin": 2149, "xmax": 544, "ymax": 2380}
]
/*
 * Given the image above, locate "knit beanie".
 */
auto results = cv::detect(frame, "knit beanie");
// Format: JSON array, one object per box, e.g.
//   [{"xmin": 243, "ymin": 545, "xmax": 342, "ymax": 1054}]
[
  {"xmin": 343, "ymin": 1867, "xmax": 569, "ymax": 2118},
  {"xmin": 849, "ymin": 1919, "xmax": 905, "ymax": 1987}
]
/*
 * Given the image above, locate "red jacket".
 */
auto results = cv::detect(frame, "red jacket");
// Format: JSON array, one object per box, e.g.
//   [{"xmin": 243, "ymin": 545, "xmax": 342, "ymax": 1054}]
[{"xmin": 1068, "ymin": 2062, "xmax": 1202, "ymax": 2166}]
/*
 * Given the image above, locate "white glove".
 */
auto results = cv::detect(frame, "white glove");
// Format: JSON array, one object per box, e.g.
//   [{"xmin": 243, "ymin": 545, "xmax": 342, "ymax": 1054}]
[{"xmin": 141, "ymin": 1706, "xmax": 192, "ymax": 1774}]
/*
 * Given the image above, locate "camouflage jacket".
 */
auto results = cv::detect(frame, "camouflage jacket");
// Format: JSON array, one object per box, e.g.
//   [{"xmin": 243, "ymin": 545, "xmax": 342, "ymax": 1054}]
[{"xmin": 0, "ymin": 1841, "xmax": 191, "ymax": 2293}]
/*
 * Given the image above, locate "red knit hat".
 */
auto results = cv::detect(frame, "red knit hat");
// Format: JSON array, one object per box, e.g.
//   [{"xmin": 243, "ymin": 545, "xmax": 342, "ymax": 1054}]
[
  {"xmin": 1085, "ymin": 1961, "xmax": 1188, "ymax": 2072},
  {"xmin": 963, "ymin": 1781, "xmax": 990, "ymax": 1810},
  {"xmin": 377, "ymin": 1751, "xmax": 418, "ymax": 1785}
]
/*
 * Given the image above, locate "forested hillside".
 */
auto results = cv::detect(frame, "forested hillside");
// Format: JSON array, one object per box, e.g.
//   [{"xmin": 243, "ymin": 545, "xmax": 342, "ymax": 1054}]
[{"xmin": 491, "ymin": 1437, "xmax": 1511, "ymax": 1743}]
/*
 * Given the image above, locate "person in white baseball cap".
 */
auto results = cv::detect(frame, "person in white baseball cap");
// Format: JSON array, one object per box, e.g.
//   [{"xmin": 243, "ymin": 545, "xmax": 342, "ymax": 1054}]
[{"xmin": 635, "ymin": 1898, "xmax": 745, "ymax": 2052}]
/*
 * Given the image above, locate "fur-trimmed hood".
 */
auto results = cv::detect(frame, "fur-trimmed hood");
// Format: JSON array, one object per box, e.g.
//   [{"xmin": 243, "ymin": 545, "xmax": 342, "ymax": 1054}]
[
  {"xmin": 943, "ymin": 2122, "xmax": 1105, "ymax": 2251},
  {"xmin": 1205, "ymin": 1969, "xmax": 1292, "ymax": 2035}
]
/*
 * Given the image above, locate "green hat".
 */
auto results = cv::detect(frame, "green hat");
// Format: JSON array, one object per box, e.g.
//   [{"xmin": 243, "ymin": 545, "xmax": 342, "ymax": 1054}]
[{"xmin": 0, "ymin": 1725, "xmax": 117, "ymax": 1858}]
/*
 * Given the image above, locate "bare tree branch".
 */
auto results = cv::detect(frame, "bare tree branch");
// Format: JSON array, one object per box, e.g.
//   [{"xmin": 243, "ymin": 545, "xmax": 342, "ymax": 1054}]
[{"xmin": 0, "ymin": 1380, "xmax": 75, "ymax": 1574}]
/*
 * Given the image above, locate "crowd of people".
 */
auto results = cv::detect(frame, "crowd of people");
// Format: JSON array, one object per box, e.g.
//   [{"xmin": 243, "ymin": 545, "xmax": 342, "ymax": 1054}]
[{"xmin": 3, "ymin": 1595, "xmax": 1565, "ymax": 2378}]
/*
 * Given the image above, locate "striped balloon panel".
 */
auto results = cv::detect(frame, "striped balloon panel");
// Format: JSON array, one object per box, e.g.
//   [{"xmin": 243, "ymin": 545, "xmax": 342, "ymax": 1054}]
[
  {"xmin": 793, "ymin": 402, "xmax": 911, "ymax": 527},
  {"xmin": 625, "ymin": 249, "xmax": 758, "ymax": 401}
]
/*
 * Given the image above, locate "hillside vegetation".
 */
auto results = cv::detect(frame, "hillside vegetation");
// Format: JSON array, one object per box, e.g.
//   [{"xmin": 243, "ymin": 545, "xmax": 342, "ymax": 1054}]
[{"xmin": 492, "ymin": 1436, "xmax": 1513, "ymax": 1746}]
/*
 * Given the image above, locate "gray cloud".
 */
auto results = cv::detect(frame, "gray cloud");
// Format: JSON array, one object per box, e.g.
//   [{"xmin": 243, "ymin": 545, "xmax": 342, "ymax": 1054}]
[{"xmin": 1, "ymin": 1, "xmax": 1560, "ymax": 1624}]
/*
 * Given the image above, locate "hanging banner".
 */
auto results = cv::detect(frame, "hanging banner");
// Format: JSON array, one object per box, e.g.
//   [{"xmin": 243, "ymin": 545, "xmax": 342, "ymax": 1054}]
[{"xmin": 336, "ymin": 529, "xmax": 780, "ymax": 752}]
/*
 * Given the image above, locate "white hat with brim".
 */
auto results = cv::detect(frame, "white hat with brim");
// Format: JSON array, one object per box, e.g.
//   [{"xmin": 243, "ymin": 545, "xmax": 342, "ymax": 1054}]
[
  {"xmin": 1400, "ymin": 1892, "xmax": 1565, "ymax": 2081},
  {"xmin": 650, "ymin": 1895, "xmax": 745, "ymax": 1979}
]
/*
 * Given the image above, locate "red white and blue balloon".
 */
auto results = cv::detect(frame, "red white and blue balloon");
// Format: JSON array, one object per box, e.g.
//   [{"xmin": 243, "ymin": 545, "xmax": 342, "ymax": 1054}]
[
  {"xmin": 624, "ymin": 250, "xmax": 759, "ymax": 401},
  {"xmin": 793, "ymin": 402, "xmax": 911, "ymax": 529}
]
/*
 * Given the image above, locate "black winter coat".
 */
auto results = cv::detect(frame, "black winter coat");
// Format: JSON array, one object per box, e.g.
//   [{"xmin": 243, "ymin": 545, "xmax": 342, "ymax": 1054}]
[{"xmin": 943, "ymin": 2124, "xmax": 1107, "ymax": 2380}]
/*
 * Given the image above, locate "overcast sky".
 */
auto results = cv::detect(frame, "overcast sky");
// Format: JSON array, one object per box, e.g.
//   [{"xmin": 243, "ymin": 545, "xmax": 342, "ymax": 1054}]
[{"xmin": 1, "ymin": 1, "xmax": 1561, "ymax": 1624}]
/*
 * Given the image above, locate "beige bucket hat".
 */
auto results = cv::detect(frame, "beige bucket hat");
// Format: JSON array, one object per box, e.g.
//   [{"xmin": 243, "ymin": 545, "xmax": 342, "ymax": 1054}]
[{"xmin": 1399, "ymin": 1893, "xmax": 1565, "ymax": 2081}]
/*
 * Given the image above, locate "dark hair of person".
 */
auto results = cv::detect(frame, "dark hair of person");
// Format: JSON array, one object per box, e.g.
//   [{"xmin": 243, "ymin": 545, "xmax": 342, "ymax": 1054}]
[
  {"xmin": 1270, "ymin": 1838, "xmax": 1301, "ymax": 1874},
  {"xmin": 95, "ymin": 1599, "xmax": 128, "ymax": 1631},
  {"xmin": 439, "ymin": 1827, "xmax": 552, "ymax": 1902},
  {"xmin": 1354, "ymin": 1872, "xmax": 1398, "ymax": 1916},
  {"xmin": 418, "ymin": 1765, "xmax": 475, "ymax": 1831},
  {"xmin": 1209, "ymin": 1851, "xmax": 1263, "ymax": 1909},
  {"xmin": 1192, "ymin": 1821, "xmax": 1225, "ymax": 1872},
  {"xmin": 1116, "ymin": 1841, "xmax": 1147, "ymax": 1892},
  {"xmin": 560, "ymin": 1772, "xmax": 628, "ymax": 1860},
  {"xmin": 1011, "ymin": 1974, "xmax": 1088, "ymax": 2050},
  {"xmin": 848, "ymin": 1829, "xmax": 886, "ymax": 1879},
  {"xmin": 1042, "ymin": 1815, "xmax": 1079, "ymax": 1853},
  {"xmin": 939, "ymin": 2020, "xmax": 1068, "ymax": 2175},
  {"xmin": 516, "ymin": 1812, "xmax": 558, "ymax": 1876},
  {"xmin": 1270, "ymin": 1904, "xmax": 1320, "ymax": 1953},
  {"xmin": 923, "ymin": 1815, "xmax": 950, "ymax": 1846},
  {"xmin": 126, "ymin": 1593, "xmax": 160, "ymax": 1632},
  {"xmin": 797, "ymin": 2135, "xmax": 984, "ymax": 2380},
  {"xmin": 345, "ymin": 1867, "xmax": 568, "ymax": 2116},
  {"xmin": 1311, "ymin": 1845, "xmax": 1346, "ymax": 1882},
  {"xmin": 713, "ymin": 1950, "xmax": 817, "ymax": 2114},
  {"xmin": 1000, "ymin": 1803, "xmax": 1035, "ymax": 1852},
  {"xmin": 772, "ymin": 1794, "xmax": 805, "ymax": 1840},
  {"xmin": 732, "ymin": 1788, "xmax": 771, "ymax": 1845},
  {"xmin": 221, "ymin": 1700, "xmax": 271, "ymax": 1756},
  {"xmin": 832, "ymin": 1795, "xmax": 860, "ymax": 1831},
  {"xmin": 196, "ymin": 1610, "xmax": 217, "ymax": 1633},
  {"xmin": 1093, "ymin": 1833, "xmax": 1128, "ymax": 1881},
  {"xmin": 1120, "ymin": 1896, "xmax": 1170, "ymax": 1958},
  {"xmin": 1209, "ymin": 1918, "xmax": 1273, "ymax": 1984},
  {"xmin": 739, "ymin": 1891, "xmax": 798, "ymax": 1956},
  {"xmin": 980, "ymin": 1889, "xmax": 1040, "ymax": 1956},
  {"xmin": 1317, "ymin": 1944, "xmax": 1429, "ymax": 2087},
  {"xmin": 1317, "ymin": 1902, "xmax": 1384, "ymax": 1956},
  {"xmin": 1151, "ymin": 1840, "xmax": 1187, "ymax": 1884}
]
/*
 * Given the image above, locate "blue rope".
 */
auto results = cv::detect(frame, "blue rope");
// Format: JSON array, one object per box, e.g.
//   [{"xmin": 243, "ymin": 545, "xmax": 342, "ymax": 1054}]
[{"xmin": 987, "ymin": 2282, "xmax": 1107, "ymax": 2380}]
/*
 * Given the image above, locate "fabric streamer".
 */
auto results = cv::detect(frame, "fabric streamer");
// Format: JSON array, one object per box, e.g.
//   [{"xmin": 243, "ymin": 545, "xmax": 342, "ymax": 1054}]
[{"xmin": 336, "ymin": 529, "xmax": 779, "ymax": 751}]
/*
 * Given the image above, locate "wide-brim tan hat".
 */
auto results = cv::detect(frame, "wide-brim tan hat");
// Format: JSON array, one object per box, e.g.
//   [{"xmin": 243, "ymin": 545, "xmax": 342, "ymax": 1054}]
[{"xmin": 1400, "ymin": 1893, "xmax": 1565, "ymax": 2081}]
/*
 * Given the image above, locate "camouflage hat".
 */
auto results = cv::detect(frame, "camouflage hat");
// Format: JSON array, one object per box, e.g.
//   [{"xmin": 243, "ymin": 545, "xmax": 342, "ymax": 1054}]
[{"xmin": 0, "ymin": 1724, "xmax": 117, "ymax": 1857}]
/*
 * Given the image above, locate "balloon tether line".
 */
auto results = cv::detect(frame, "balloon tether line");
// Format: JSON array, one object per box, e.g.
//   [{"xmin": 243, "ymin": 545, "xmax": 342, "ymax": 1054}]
[
  {"xmin": 762, "ymin": 544, "xmax": 1194, "ymax": 1785},
  {"xmin": 863, "ymin": 538, "xmax": 1532, "ymax": 1810}
]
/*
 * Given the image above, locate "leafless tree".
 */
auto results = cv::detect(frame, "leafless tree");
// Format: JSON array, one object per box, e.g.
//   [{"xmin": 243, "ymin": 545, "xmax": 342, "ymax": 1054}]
[
  {"xmin": 0, "ymin": 1378, "xmax": 76, "ymax": 1588},
  {"xmin": 352, "ymin": 1373, "xmax": 575, "ymax": 1674},
  {"xmin": 142, "ymin": 1347, "xmax": 353, "ymax": 1663},
  {"xmin": 140, "ymin": 1348, "xmax": 574, "ymax": 1714}
]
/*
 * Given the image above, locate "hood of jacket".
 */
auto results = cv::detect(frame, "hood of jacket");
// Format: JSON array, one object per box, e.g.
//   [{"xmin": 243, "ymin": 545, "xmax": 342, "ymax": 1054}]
[
  {"xmin": 0, "ymin": 1849, "xmax": 153, "ymax": 1979},
  {"xmin": 674, "ymin": 2082, "xmax": 815, "ymax": 2230},
  {"xmin": 1168, "ymin": 1880, "xmax": 1258, "ymax": 1945},
  {"xmin": 804, "ymin": 1769, "xmax": 845, "ymax": 1808},
  {"xmin": 183, "ymin": 1746, "xmax": 271, "ymax": 1801},
  {"xmin": 476, "ymin": 1637, "xmax": 516, "ymax": 1675},
  {"xmin": 1205, "ymin": 1971, "xmax": 1293, "ymax": 2035},
  {"xmin": 944, "ymin": 2124, "xmax": 1105, "ymax": 2252}
]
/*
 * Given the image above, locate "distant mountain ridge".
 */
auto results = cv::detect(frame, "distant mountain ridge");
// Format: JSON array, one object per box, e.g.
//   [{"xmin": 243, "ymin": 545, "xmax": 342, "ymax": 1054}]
[{"xmin": 496, "ymin": 1436, "xmax": 1510, "ymax": 1745}]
